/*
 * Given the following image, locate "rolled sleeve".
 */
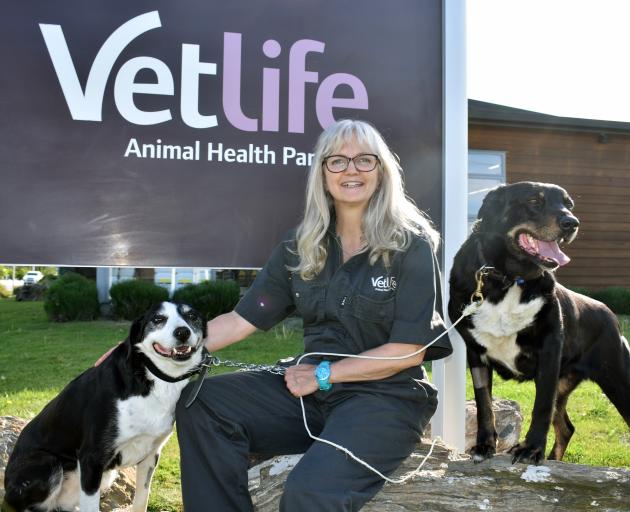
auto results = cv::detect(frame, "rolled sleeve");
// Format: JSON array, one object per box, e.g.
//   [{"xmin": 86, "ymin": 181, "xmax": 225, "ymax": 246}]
[
  {"xmin": 234, "ymin": 240, "xmax": 296, "ymax": 331},
  {"xmin": 388, "ymin": 236, "xmax": 453, "ymax": 361}
]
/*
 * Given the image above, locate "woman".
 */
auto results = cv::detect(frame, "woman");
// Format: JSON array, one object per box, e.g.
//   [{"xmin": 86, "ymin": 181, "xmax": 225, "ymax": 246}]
[{"xmin": 175, "ymin": 119, "xmax": 452, "ymax": 511}]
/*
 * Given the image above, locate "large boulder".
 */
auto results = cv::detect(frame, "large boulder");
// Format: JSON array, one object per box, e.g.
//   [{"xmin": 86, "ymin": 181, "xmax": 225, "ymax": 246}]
[
  {"xmin": 0, "ymin": 416, "xmax": 135, "ymax": 511},
  {"xmin": 249, "ymin": 441, "xmax": 630, "ymax": 511}
]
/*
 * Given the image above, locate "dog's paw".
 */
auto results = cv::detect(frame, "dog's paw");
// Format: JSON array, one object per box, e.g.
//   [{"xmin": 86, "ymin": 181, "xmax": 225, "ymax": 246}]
[
  {"xmin": 469, "ymin": 443, "xmax": 496, "ymax": 463},
  {"xmin": 508, "ymin": 442, "xmax": 545, "ymax": 465}
]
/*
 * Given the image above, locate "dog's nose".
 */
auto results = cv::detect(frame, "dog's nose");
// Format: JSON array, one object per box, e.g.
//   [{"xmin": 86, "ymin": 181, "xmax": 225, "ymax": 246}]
[
  {"xmin": 559, "ymin": 215, "xmax": 580, "ymax": 231},
  {"xmin": 173, "ymin": 326, "xmax": 191, "ymax": 342}
]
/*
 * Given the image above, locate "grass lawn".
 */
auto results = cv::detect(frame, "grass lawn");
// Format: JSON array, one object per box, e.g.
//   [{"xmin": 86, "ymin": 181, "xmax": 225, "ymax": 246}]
[{"xmin": 1, "ymin": 300, "xmax": 629, "ymax": 511}]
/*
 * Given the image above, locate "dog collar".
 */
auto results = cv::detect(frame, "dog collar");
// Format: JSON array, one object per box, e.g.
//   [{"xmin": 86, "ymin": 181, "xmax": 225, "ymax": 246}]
[
  {"xmin": 143, "ymin": 349, "xmax": 211, "ymax": 383},
  {"xmin": 485, "ymin": 269, "xmax": 526, "ymax": 288},
  {"xmin": 475, "ymin": 241, "xmax": 531, "ymax": 288}
]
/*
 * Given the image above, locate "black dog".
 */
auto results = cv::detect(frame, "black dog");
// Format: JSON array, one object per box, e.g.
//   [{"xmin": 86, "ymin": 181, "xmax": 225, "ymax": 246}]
[
  {"xmin": 449, "ymin": 181, "xmax": 630, "ymax": 464},
  {"xmin": 2, "ymin": 302, "xmax": 206, "ymax": 512}
]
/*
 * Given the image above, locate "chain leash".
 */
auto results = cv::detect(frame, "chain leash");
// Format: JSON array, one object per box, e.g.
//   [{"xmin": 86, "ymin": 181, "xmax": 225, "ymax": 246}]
[
  {"xmin": 184, "ymin": 355, "xmax": 288, "ymax": 408},
  {"xmin": 212, "ymin": 357, "xmax": 288, "ymax": 375}
]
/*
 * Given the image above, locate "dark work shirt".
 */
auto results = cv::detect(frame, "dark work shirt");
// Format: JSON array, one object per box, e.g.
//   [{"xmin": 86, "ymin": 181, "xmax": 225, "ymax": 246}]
[{"xmin": 235, "ymin": 228, "xmax": 453, "ymax": 388}]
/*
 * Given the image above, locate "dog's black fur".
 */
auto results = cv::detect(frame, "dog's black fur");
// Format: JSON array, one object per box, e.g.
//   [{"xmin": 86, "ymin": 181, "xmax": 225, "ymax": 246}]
[
  {"xmin": 449, "ymin": 181, "xmax": 630, "ymax": 464},
  {"xmin": 2, "ymin": 302, "xmax": 206, "ymax": 512}
]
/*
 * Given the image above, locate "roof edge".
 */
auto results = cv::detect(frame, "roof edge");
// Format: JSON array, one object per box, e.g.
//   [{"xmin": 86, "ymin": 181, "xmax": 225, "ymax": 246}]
[{"xmin": 468, "ymin": 99, "xmax": 630, "ymax": 134}]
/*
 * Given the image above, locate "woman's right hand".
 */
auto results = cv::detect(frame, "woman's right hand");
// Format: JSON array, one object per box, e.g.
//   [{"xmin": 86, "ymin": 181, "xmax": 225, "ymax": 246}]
[{"xmin": 95, "ymin": 342, "xmax": 121, "ymax": 366}]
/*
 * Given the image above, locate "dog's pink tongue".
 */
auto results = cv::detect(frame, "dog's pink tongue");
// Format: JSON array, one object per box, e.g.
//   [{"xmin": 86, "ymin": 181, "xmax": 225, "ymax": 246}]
[
  {"xmin": 538, "ymin": 240, "xmax": 571, "ymax": 266},
  {"xmin": 154, "ymin": 343, "xmax": 171, "ymax": 355}
]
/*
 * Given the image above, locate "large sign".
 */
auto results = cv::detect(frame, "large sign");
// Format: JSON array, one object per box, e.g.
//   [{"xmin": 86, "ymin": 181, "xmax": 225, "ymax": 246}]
[{"xmin": 0, "ymin": 0, "xmax": 442, "ymax": 267}]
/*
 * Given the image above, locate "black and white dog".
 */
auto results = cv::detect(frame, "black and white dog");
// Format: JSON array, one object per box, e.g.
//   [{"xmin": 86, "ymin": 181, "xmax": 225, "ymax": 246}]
[
  {"xmin": 449, "ymin": 181, "xmax": 630, "ymax": 464},
  {"xmin": 2, "ymin": 302, "xmax": 206, "ymax": 512}
]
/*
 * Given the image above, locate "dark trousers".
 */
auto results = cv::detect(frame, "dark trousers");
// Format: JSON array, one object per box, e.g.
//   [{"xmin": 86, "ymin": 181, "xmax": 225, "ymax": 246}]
[{"xmin": 175, "ymin": 371, "xmax": 437, "ymax": 512}]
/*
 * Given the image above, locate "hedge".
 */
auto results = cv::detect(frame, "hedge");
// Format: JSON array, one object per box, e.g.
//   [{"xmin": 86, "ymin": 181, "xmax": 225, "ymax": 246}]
[
  {"xmin": 172, "ymin": 280, "xmax": 240, "ymax": 320},
  {"xmin": 590, "ymin": 287, "xmax": 630, "ymax": 316},
  {"xmin": 44, "ymin": 272, "xmax": 99, "ymax": 322},
  {"xmin": 109, "ymin": 279, "xmax": 169, "ymax": 320},
  {"xmin": 569, "ymin": 286, "xmax": 630, "ymax": 315}
]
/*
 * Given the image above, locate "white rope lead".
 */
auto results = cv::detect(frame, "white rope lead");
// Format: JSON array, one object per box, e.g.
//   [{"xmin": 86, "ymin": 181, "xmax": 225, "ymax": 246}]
[{"xmin": 295, "ymin": 303, "xmax": 478, "ymax": 484}]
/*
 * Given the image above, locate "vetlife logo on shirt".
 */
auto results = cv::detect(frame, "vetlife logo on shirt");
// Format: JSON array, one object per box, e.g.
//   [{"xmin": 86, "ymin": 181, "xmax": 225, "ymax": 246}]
[{"xmin": 371, "ymin": 276, "xmax": 397, "ymax": 292}]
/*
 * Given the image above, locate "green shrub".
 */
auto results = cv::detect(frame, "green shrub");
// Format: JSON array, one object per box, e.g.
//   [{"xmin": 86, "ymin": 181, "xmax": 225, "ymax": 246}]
[
  {"xmin": 15, "ymin": 267, "xmax": 32, "ymax": 280},
  {"xmin": 0, "ymin": 266, "xmax": 35, "ymax": 279},
  {"xmin": 39, "ymin": 267, "xmax": 58, "ymax": 278},
  {"xmin": 16, "ymin": 284, "xmax": 45, "ymax": 301},
  {"xmin": 15, "ymin": 276, "xmax": 57, "ymax": 302},
  {"xmin": 568, "ymin": 286, "xmax": 591, "ymax": 297},
  {"xmin": 44, "ymin": 272, "xmax": 99, "ymax": 322},
  {"xmin": 109, "ymin": 279, "xmax": 169, "ymax": 320},
  {"xmin": 590, "ymin": 287, "xmax": 630, "ymax": 315},
  {"xmin": 172, "ymin": 280, "xmax": 240, "ymax": 320}
]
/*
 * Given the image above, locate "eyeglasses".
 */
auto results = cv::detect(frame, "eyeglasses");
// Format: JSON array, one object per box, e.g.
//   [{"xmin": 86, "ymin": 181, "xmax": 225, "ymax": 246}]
[{"xmin": 323, "ymin": 154, "xmax": 379, "ymax": 173}]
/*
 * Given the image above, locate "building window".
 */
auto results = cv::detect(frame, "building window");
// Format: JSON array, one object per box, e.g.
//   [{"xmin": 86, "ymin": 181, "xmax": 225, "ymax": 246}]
[{"xmin": 468, "ymin": 150, "xmax": 506, "ymax": 231}]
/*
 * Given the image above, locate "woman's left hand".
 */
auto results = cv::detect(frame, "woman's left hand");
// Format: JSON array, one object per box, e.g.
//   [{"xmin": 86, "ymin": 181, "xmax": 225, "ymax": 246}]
[{"xmin": 284, "ymin": 364, "xmax": 319, "ymax": 397}]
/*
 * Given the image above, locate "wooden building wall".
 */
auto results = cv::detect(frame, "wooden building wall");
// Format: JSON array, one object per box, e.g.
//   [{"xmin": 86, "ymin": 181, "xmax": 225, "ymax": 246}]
[{"xmin": 469, "ymin": 124, "xmax": 630, "ymax": 290}]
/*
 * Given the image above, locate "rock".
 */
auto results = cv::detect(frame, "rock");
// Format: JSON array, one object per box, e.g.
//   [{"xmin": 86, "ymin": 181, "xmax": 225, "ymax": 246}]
[
  {"xmin": 98, "ymin": 468, "xmax": 135, "ymax": 512},
  {"xmin": 423, "ymin": 399, "xmax": 522, "ymax": 454},
  {"xmin": 465, "ymin": 398, "xmax": 523, "ymax": 453},
  {"xmin": 1, "ymin": 416, "xmax": 135, "ymax": 511},
  {"xmin": 0, "ymin": 416, "xmax": 29, "ymax": 502},
  {"xmin": 0, "ymin": 417, "xmax": 27, "ymax": 475},
  {"xmin": 249, "ymin": 440, "xmax": 630, "ymax": 511}
]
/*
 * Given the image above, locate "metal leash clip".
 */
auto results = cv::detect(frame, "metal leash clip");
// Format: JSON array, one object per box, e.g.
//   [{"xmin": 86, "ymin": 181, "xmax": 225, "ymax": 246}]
[
  {"xmin": 184, "ymin": 351, "xmax": 220, "ymax": 408},
  {"xmin": 470, "ymin": 265, "xmax": 493, "ymax": 305}
]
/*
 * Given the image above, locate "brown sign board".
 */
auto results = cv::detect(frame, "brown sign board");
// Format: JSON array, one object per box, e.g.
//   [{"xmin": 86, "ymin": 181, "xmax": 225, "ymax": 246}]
[{"xmin": 0, "ymin": 0, "xmax": 442, "ymax": 267}]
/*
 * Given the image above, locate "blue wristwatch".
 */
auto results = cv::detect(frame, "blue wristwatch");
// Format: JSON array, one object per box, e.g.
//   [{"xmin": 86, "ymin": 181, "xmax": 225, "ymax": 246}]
[{"xmin": 314, "ymin": 361, "xmax": 332, "ymax": 391}]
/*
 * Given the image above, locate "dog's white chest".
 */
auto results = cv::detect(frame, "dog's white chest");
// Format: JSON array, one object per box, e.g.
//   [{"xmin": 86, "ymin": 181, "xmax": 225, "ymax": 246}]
[
  {"xmin": 470, "ymin": 284, "xmax": 544, "ymax": 373},
  {"xmin": 114, "ymin": 378, "xmax": 187, "ymax": 467}
]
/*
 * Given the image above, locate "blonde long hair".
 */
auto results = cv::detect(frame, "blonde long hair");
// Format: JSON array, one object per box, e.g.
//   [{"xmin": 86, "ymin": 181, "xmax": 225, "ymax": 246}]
[{"xmin": 292, "ymin": 119, "xmax": 439, "ymax": 280}]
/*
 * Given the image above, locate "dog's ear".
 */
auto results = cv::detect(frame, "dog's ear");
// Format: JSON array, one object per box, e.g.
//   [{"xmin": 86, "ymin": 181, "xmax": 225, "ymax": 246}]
[
  {"xmin": 130, "ymin": 315, "xmax": 145, "ymax": 341},
  {"xmin": 477, "ymin": 185, "xmax": 507, "ymax": 224},
  {"xmin": 124, "ymin": 315, "xmax": 146, "ymax": 358},
  {"xmin": 201, "ymin": 312, "xmax": 208, "ymax": 339}
]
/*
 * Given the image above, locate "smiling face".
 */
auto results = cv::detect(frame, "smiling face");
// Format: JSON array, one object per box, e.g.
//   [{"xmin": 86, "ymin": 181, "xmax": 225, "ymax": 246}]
[
  {"xmin": 323, "ymin": 139, "xmax": 380, "ymax": 211},
  {"xmin": 133, "ymin": 302, "xmax": 205, "ymax": 372}
]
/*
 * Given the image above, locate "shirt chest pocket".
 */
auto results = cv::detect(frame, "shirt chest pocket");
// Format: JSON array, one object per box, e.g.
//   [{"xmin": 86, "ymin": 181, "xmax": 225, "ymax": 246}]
[
  {"xmin": 350, "ymin": 294, "xmax": 395, "ymax": 326},
  {"xmin": 291, "ymin": 278, "xmax": 326, "ymax": 325}
]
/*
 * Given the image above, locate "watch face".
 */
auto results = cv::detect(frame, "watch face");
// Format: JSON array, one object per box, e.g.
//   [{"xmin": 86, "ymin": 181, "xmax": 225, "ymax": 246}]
[
  {"xmin": 315, "ymin": 364, "xmax": 331, "ymax": 380},
  {"xmin": 315, "ymin": 367, "xmax": 330, "ymax": 379}
]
